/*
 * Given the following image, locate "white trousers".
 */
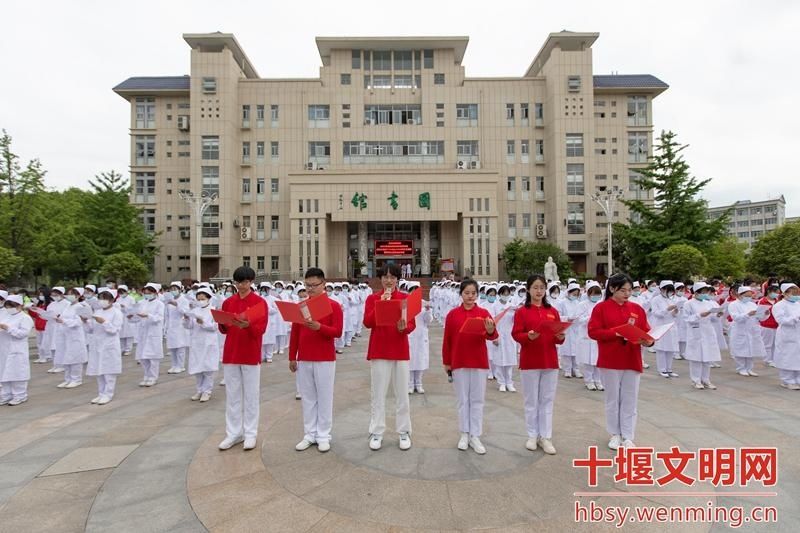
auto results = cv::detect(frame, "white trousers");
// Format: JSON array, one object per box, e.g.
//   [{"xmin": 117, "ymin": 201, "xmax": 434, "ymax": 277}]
[
  {"xmin": 141, "ymin": 359, "xmax": 160, "ymax": 381},
  {"xmin": 1, "ymin": 381, "xmax": 28, "ymax": 401},
  {"xmin": 452, "ymin": 368, "xmax": 488, "ymax": 437},
  {"xmin": 297, "ymin": 361, "xmax": 336, "ymax": 444},
  {"xmin": 409, "ymin": 370, "xmax": 424, "ymax": 387},
  {"xmin": 735, "ymin": 357, "xmax": 755, "ymax": 373},
  {"xmin": 195, "ymin": 371, "xmax": 215, "ymax": 393},
  {"xmin": 64, "ymin": 363, "xmax": 83, "ymax": 384},
  {"xmin": 169, "ymin": 347, "xmax": 186, "ymax": 369},
  {"xmin": 369, "ymin": 359, "xmax": 411, "ymax": 436},
  {"xmin": 261, "ymin": 344, "xmax": 274, "ymax": 362},
  {"xmin": 561, "ymin": 355, "xmax": 576, "ymax": 374},
  {"xmin": 581, "ymin": 364, "xmax": 602, "ymax": 385},
  {"xmin": 688, "ymin": 361, "xmax": 711, "ymax": 384},
  {"xmin": 521, "ymin": 369, "xmax": 558, "ymax": 439},
  {"xmin": 276, "ymin": 334, "xmax": 288, "ymax": 351},
  {"xmin": 779, "ymin": 369, "xmax": 800, "ymax": 385},
  {"xmin": 223, "ymin": 364, "xmax": 261, "ymax": 440},
  {"xmin": 35, "ymin": 331, "xmax": 46, "ymax": 359},
  {"xmin": 120, "ymin": 337, "xmax": 134, "ymax": 353},
  {"xmin": 96, "ymin": 375, "xmax": 117, "ymax": 399},
  {"xmin": 656, "ymin": 350, "xmax": 676, "ymax": 373},
  {"xmin": 488, "ymin": 361, "xmax": 497, "ymax": 379},
  {"xmin": 495, "ymin": 365, "xmax": 514, "ymax": 386},
  {"xmin": 344, "ymin": 331, "xmax": 354, "ymax": 346},
  {"xmin": 599, "ymin": 368, "xmax": 641, "ymax": 440},
  {"xmin": 761, "ymin": 329, "xmax": 776, "ymax": 363},
  {"xmin": 678, "ymin": 341, "xmax": 687, "ymax": 356}
]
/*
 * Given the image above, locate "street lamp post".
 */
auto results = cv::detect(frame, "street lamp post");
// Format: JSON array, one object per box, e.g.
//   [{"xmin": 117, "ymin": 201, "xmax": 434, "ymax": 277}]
[
  {"xmin": 590, "ymin": 187, "xmax": 625, "ymax": 277},
  {"xmin": 179, "ymin": 190, "xmax": 218, "ymax": 281}
]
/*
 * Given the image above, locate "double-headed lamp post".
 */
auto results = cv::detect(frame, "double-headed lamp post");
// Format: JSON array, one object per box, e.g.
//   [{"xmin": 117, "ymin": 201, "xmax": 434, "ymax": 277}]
[
  {"xmin": 590, "ymin": 186, "xmax": 625, "ymax": 277},
  {"xmin": 179, "ymin": 190, "xmax": 218, "ymax": 281}
]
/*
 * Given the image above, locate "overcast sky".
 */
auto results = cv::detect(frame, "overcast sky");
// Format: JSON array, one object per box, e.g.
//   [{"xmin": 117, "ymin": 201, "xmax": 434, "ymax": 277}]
[{"xmin": 2, "ymin": 0, "xmax": 798, "ymax": 215}]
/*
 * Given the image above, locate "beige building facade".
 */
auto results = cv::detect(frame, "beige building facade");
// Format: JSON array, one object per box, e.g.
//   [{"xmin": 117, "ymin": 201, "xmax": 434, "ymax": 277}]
[
  {"xmin": 114, "ymin": 31, "xmax": 667, "ymax": 282},
  {"xmin": 707, "ymin": 196, "xmax": 787, "ymax": 248}
]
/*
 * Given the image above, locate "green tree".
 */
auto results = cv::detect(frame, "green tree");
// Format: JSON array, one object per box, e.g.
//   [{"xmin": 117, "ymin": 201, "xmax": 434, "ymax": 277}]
[
  {"xmin": 616, "ymin": 131, "xmax": 730, "ymax": 278},
  {"xmin": 0, "ymin": 246, "xmax": 23, "ymax": 281},
  {"xmin": 100, "ymin": 252, "xmax": 150, "ymax": 287},
  {"xmin": 747, "ymin": 221, "xmax": 800, "ymax": 279},
  {"xmin": 656, "ymin": 244, "xmax": 707, "ymax": 281},
  {"xmin": 704, "ymin": 237, "xmax": 748, "ymax": 280},
  {"xmin": 502, "ymin": 239, "xmax": 574, "ymax": 281}
]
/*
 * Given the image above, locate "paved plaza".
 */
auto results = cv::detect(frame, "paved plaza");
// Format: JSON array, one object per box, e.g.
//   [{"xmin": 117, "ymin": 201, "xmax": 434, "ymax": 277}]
[{"xmin": 0, "ymin": 324, "xmax": 798, "ymax": 532}]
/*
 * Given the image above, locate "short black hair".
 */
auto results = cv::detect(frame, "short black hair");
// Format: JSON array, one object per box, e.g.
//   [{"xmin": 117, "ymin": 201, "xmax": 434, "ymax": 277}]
[
  {"xmin": 232, "ymin": 266, "xmax": 256, "ymax": 282},
  {"xmin": 459, "ymin": 279, "xmax": 478, "ymax": 294},
  {"xmin": 605, "ymin": 273, "xmax": 633, "ymax": 300},
  {"xmin": 378, "ymin": 264, "xmax": 402, "ymax": 279},
  {"xmin": 304, "ymin": 267, "xmax": 325, "ymax": 280}
]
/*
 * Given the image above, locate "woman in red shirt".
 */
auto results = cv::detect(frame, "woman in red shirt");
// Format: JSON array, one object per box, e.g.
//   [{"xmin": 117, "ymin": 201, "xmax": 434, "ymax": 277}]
[
  {"xmin": 758, "ymin": 283, "xmax": 781, "ymax": 367},
  {"xmin": 442, "ymin": 279, "xmax": 498, "ymax": 455},
  {"xmin": 588, "ymin": 273, "xmax": 654, "ymax": 451},
  {"xmin": 511, "ymin": 274, "xmax": 566, "ymax": 455}
]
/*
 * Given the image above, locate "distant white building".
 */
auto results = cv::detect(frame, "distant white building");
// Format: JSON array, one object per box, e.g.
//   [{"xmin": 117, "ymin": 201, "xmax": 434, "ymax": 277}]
[{"xmin": 706, "ymin": 195, "xmax": 786, "ymax": 248}]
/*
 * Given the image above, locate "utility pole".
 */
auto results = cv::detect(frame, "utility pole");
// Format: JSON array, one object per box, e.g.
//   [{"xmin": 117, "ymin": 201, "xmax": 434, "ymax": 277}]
[
  {"xmin": 590, "ymin": 187, "xmax": 625, "ymax": 277},
  {"xmin": 179, "ymin": 190, "xmax": 218, "ymax": 281}
]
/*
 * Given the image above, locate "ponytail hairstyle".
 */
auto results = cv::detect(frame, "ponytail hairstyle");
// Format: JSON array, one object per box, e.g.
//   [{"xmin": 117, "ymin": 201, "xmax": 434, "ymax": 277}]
[
  {"xmin": 605, "ymin": 273, "xmax": 633, "ymax": 301},
  {"xmin": 524, "ymin": 274, "xmax": 551, "ymax": 309}
]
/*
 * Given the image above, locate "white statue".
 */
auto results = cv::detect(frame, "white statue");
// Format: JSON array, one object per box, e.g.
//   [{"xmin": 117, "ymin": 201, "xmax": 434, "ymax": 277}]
[{"xmin": 544, "ymin": 256, "xmax": 559, "ymax": 282}]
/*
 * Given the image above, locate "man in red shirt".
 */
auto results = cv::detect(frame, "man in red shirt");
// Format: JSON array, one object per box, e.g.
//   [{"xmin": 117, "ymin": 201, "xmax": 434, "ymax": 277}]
[
  {"xmin": 363, "ymin": 264, "xmax": 417, "ymax": 451},
  {"xmin": 289, "ymin": 268, "xmax": 343, "ymax": 453},
  {"xmin": 217, "ymin": 266, "xmax": 268, "ymax": 452}
]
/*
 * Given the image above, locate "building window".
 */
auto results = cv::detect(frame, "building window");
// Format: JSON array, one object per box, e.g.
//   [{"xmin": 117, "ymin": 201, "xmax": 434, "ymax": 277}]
[
  {"xmin": 521, "ymin": 176, "xmax": 530, "ymax": 201},
  {"xmin": 341, "ymin": 73, "xmax": 351, "ymax": 85},
  {"xmin": 352, "ymin": 49, "xmax": 361, "ymax": 69},
  {"xmin": 535, "ymin": 176, "xmax": 545, "ymax": 200},
  {"xmin": 506, "ymin": 140, "xmax": 515, "ymax": 161},
  {"xmin": 567, "ymin": 202, "xmax": 585, "ymax": 234},
  {"xmin": 256, "ymin": 141, "xmax": 265, "ymax": 160},
  {"xmin": 141, "ymin": 209, "xmax": 156, "ymax": 233},
  {"xmin": 256, "ymin": 256, "xmax": 265, "ymax": 271},
  {"xmin": 242, "ymin": 105, "xmax": 251, "ymax": 127},
  {"xmin": 568, "ymin": 240, "xmax": 586, "ymax": 251},
  {"xmin": 135, "ymin": 97, "xmax": 155, "ymax": 129},
  {"xmin": 423, "ymin": 49, "xmax": 434, "ymax": 68},
  {"xmin": 256, "ymin": 105, "xmax": 265, "ymax": 127},
  {"xmin": 271, "ymin": 142, "xmax": 279, "ymax": 158},
  {"xmin": 434, "ymin": 73, "xmax": 445, "ymax": 85},
  {"xmin": 534, "ymin": 103, "xmax": 544, "ymax": 125},
  {"xmin": 507, "ymin": 176, "xmax": 516, "ymax": 201},
  {"xmin": 242, "ymin": 256, "xmax": 251, "ymax": 268},
  {"xmin": 242, "ymin": 142, "xmax": 250, "ymax": 163},
  {"xmin": 271, "ymin": 256, "xmax": 279, "ymax": 271},
  {"xmin": 343, "ymin": 141, "xmax": 444, "ymax": 164},
  {"xmin": 567, "ymin": 75, "xmax": 581, "ymax": 92},
  {"xmin": 535, "ymin": 139, "xmax": 545, "ymax": 161},
  {"xmin": 522, "ymin": 213, "xmax": 531, "ymax": 237},
  {"xmin": 566, "ymin": 164, "xmax": 585, "ymax": 195},
  {"xmin": 270, "ymin": 105, "xmax": 279, "ymax": 125},
  {"xmin": 135, "ymin": 136, "xmax": 155, "ymax": 166},
  {"xmin": 271, "ymin": 216, "xmax": 279, "ymax": 239},
  {"xmin": 566, "ymin": 134, "xmax": 584, "ymax": 157},
  {"xmin": 364, "ymin": 104, "xmax": 422, "ymax": 125},
  {"xmin": 455, "ymin": 104, "xmax": 478, "ymax": 126},
  {"xmin": 201, "ymin": 205, "xmax": 219, "ymax": 238},
  {"xmin": 271, "ymin": 178, "xmax": 279, "ymax": 198},
  {"xmin": 134, "ymin": 172, "xmax": 155, "ymax": 203},
  {"xmin": 201, "ymin": 166, "xmax": 219, "ymax": 195},
  {"xmin": 201, "ymin": 136, "xmax": 219, "ymax": 160},
  {"xmin": 456, "ymin": 140, "xmax": 479, "ymax": 157},
  {"xmin": 256, "ymin": 177, "xmax": 265, "ymax": 198},
  {"xmin": 508, "ymin": 214, "xmax": 517, "ymax": 238},
  {"xmin": 627, "ymin": 96, "xmax": 648, "ymax": 126},
  {"xmin": 506, "ymin": 103, "xmax": 515, "ymax": 124},
  {"xmin": 241, "ymin": 178, "xmax": 251, "ymax": 200},
  {"xmin": 202, "ymin": 77, "xmax": 216, "ymax": 93},
  {"xmin": 628, "ymin": 132, "xmax": 648, "ymax": 163},
  {"xmin": 309, "ymin": 141, "xmax": 331, "ymax": 160},
  {"xmin": 308, "ymin": 104, "xmax": 330, "ymax": 127}
]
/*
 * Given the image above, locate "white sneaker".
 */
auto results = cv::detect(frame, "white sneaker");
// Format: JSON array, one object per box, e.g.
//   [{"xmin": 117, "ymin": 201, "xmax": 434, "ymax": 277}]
[
  {"xmin": 643, "ymin": 362, "xmax": 650, "ymax": 369},
  {"xmin": 167, "ymin": 367, "xmax": 177, "ymax": 374},
  {"xmin": 506, "ymin": 384, "xmax": 516, "ymax": 392},
  {"xmin": 525, "ymin": 438, "xmax": 538, "ymax": 451},
  {"xmin": 398, "ymin": 433, "xmax": 412, "ymax": 450},
  {"xmin": 91, "ymin": 396, "xmax": 102, "ymax": 404},
  {"xmin": 595, "ymin": 382, "xmax": 605, "ymax": 391},
  {"xmin": 243, "ymin": 438, "xmax": 257, "ymax": 450},
  {"xmin": 647, "ymin": 347, "xmax": 656, "ymax": 353},
  {"xmin": 278, "ymin": 349, "xmax": 284, "ymax": 355},
  {"xmin": 317, "ymin": 441, "xmax": 331, "ymax": 453},
  {"xmin": 56, "ymin": 381, "xmax": 69, "ymax": 388},
  {"xmin": 408, "ymin": 386, "xmax": 415, "ymax": 394},
  {"xmin": 176, "ymin": 367, "xmax": 186, "ymax": 373},
  {"xmin": 659, "ymin": 372, "xmax": 670, "ymax": 378},
  {"xmin": 693, "ymin": 382, "xmax": 705, "ymax": 390},
  {"xmin": 738, "ymin": 370, "xmax": 750, "ymax": 376},
  {"xmin": 65, "ymin": 382, "xmax": 82, "ymax": 389},
  {"xmin": 416, "ymin": 386, "xmax": 425, "ymax": 394},
  {"xmin": 220, "ymin": 379, "xmax": 226, "ymax": 386},
  {"xmin": 498, "ymin": 384, "xmax": 507, "ymax": 392},
  {"xmin": 458, "ymin": 433, "xmax": 469, "ymax": 451},
  {"xmin": 144, "ymin": 379, "xmax": 156, "ymax": 387},
  {"xmin": 33, "ymin": 358, "xmax": 47, "ymax": 364},
  {"xmin": 468, "ymin": 436, "xmax": 486, "ymax": 455},
  {"xmin": 563, "ymin": 372, "xmax": 572, "ymax": 378},
  {"xmin": 0, "ymin": 398, "xmax": 11, "ymax": 405},
  {"xmin": 702, "ymin": 382, "xmax": 717, "ymax": 390},
  {"xmin": 673, "ymin": 355, "xmax": 684, "ymax": 360},
  {"xmin": 668, "ymin": 372, "xmax": 680, "ymax": 378},
  {"xmin": 768, "ymin": 361, "xmax": 776, "ymax": 368},
  {"xmin": 139, "ymin": 380, "xmax": 148, "ymax": 387},
  {"xmin": 8, "ymin": 398, "xmax": 27, "ymax": 406},
  {"xmin": 608, "ymin": 434, "xmax": 622, "ymax": 450},
  {"xmin": 574, "ymin": 371, "xmax": 584, "ymax": 379},
  {"xmin": 586, "ymin": 383, "xmax": 597, "ymax": 391},
  {"xmin": 748, "ymin": 370, "xmax": 759, "ymax": 377},
  {"xmin": 295, "ymin": 439, "xmax": 315, "ymax": 451},
  {"xmin": 369, "ymin": 434, "xmax": 383, "ymax": 450},
  {"xmin": 538, "ymin": 438, "xmax": 557, "ymax": 455},
  {"xmin": 199, "ymin": 392, "xmax": 211, "ymax": 402},
  {"xmin": 191, "ymin": 392, "xmax": 202, "ymax": 401},
  {"xmin": 335, "ymin": 349, "xmax": 343, "ymax": 354},
  {"xmin": 218, "ymin": 436, "xmax": 244, "ymax": 450},
  {"xmin": 295, "ymin": 393, "xmax": 302, "ymax": 400},
  {"xmin": 790, "ymin": 384, "xmax": 800, "ymax": 391},
  {"xmin": 621, "ymin": 438, "xmax": 635, "ymax": 448},
  {"xmin": 97, "ymin": 396, "xmax": 111, "ymax": 405},
  {"xmin": 48, "ymin": 367, "xmax": 64, "ymax": 373}
]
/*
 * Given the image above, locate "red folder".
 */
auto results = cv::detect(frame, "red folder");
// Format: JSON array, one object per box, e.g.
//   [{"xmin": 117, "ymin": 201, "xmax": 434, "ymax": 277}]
[
  {"xmin": 275, "ymin": 300, "xmax": 308, "ymax": 324},
  {"xmin": 459, "ymin": 317, "xmax": 489, "ymax": 334},
  {"xmin": 612, "ymin": 323, "xmax": 673, "ymax": 343},
  {"xmin": 243, "ymin": 301, "xmax": 266, "ymax": 324},
  {"xmin": 276, "ymin": 295, "xmax": 333, "ymax": 324},
  {"xmin": 305, "ymin": 294, "xmax": 333, "ymax": 320},
  {"xmin": 375, "ymin": 299, "xmax": 403, "ymax": 326},
  {"xmin": 406, "ymin": 289, "xmax": 422, "ymax": 320},
  {"xmin": 537, "ymin": 321, "xmax": 572, "ymax": 335},
  {"xmin": 210, "ymin": 308, "xmax": 240, "ymax": 326}
]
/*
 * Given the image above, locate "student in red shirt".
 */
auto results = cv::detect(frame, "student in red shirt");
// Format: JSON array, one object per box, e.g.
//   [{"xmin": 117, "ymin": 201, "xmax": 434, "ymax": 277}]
[
  {"xmin": 758, "ymin": 283, "xmax": 780, "ymax": 367},
  {"xmin": 217, "ymin": 266, "xmax": 268, "ymax": 452},
  {"xmin": 442, "ymin": 279, "xmax": 498, "ymax": 455},
  {"xmin": 289, "ymin": 268, "xmax": 343, "ymax": 453},
  {"xmin": 588, "ymin": 273, "xmax": 654, "ymax": 450},
  {"xmin": 363, "ymin": 264, "xmax": 417, "ymax": 451},
  {"xmin": 512, "ymin": 274, "xmax": 566, "ymax": 455}
]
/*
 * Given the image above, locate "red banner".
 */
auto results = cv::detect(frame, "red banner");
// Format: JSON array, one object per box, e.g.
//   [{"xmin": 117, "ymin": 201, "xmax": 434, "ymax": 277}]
[{"xmin": 374, "ymin": 239, "xmax": 413, "ymax": 256}]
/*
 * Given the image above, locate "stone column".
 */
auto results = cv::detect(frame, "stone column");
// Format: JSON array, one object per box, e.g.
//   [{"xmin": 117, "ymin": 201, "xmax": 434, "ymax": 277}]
[
  {"xmin": 358, "ymin": 221, "xmax": 368, "ymax": 275},
  {"xmin": 421, "ymin": 221, "xmax": 431, "ymax": 276}
]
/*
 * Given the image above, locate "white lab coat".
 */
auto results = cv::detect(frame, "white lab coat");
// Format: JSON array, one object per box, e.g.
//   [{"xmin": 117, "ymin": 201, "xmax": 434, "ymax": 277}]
[
  {"xmin": 262, "ymin": 293, "xmax": 279, "ymax": 345},
  {"xmin": 681, "ymin": 299, "xmax": 722, "ymax": 363},
  {"xmin": 648, "ymin": 295, "xmax": 679, "ymax": 352},
  {"xmin": 487, "ymin": 300, "xmax": 517, "ymax": 367},
  {"xmin": 675, "ymin": 295, "xmax": 689, "ymax": 343},
  {"xmin": 575, "ymin": 300, "xmax": 600, "ymax": 366},
  {"xmin": 409, "ymin": 303, "xmax": 432, "ymax": 371},
  {"xmin": 728, "ymin": 300, "xmax": 766, "ymax": 358},
  {"xmin": 134, "ymin": 298, "xmax": 165, "ymax": 360},
  {"xmin": 164, "ymin": 295, "xmax": 191, "ymax": 350},
  {"xmin": 117, "ymin": 294, "xmax": 138, "ymax": 339},
  {"xmin": 86, "ymin": 306, "xmax": 124, "ymax": 376},
  {"xmin": 183, "ymin": 305, "xmax": 220, "ymax": 374},
  {"xmin": 772, "ymin": 300, "xmax": 800, "ymax": 371},
  {"xmin": 41, "ymin": 298, "xmax": 70, "ymax": 354},
  {"xmin": 556, "ymin": 298, "xmax": 581, "ymax": 356},
  {"xmin": 54, "ymin": 302, "xmax": 89, "ymax": 365},
  {"xmin": 0, "ymin": 311, "xmax": 34, "ymax": 382}
]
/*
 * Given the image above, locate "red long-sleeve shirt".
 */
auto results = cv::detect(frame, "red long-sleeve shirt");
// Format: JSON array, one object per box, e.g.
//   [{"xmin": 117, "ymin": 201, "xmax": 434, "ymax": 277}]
[
  {"xmin": 218, "ymin": 291, "xmax": 268, "ymax": 365},
  {"xmin": 511, "ymin": 304, "xmax": 565, "ymax": 370},
  {"xmin": 289, "ymin": 298, "xmax": 343, "ymax": 361},
  {"xmin": 588, "ymin": 298, "xmax": 651, "ymax": 372},
  {"xmin": 442, "ymin": 304, "xmax": 498, "ymax": 370},
  {"xmin": 363, "ymin": 290, "xmax": 416, "ymax": 360},
  {"xmin": 758, "ymin": 296, "xmax": 779, "ymax": 329}
]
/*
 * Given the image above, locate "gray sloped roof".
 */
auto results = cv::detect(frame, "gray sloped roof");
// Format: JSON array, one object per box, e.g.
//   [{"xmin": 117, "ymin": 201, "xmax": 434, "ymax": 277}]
[
  {"xmin": 113, "ymin": 76, "xmax": 190, "ymax": 92},
  {"xmin": 593, "ymin": 74, "xmax": 668, "ymax": 89}
]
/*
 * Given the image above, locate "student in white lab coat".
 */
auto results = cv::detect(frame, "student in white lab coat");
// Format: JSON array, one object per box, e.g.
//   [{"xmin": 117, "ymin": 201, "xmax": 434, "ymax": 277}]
[
  {"xmin": 0, "ymin": 295, "xmax": 34, "ymax": 405},
  {"xmin": 54, "ymin": 288, "xmax": 90, "ymax": 389},
  {"xmin": 728, "ymin": 285, "xmax": 767, "ymax": 376},
  {"xmin": 342, "ymin": 282, "xmax": 358, "ymax": 347},
  {"xmin": 673, "ymin": 282, "xmax": 689, "ymax": 360},
  {"xmin": 272, "ymin": 281, "xmax": 290, "ymax": 354},
  {"xmin": 86, "ymin": 289, "xmax": 123, "ymax": 405},
  {"xmin": 772, "ymin": 282, "xmax": 800, "ymax": 389},
  {"xmin": 134, "ymin": 283, "xmax": 166, "ymax": 386},
  {"xmin": 649, "ymin": 281, "xmax": 681, "ymax": 378},
  {"xmin": 758, "ymin": 284, "xmax": 781, "ymax": 367},
  {"xmin": 116, "ymin": 285, "xmax": 137, "ymax": 356},
  {"xmin": 488, "ymin": 284, "xmax": 518, "ymax": 392},
  {"xmin": 164, "ymin": 282, "xmax": 190, "ymax": 374},
  {"xmin": 183, "ymin": 287, "xmax": 219, "ymax": 402},
  {"xmin": 44, "ymin": 286, "xmax": 70, "ymax": 373},
  {"xmin": 575, "ymin": 282, "xmax": 604, "ymax": 391},
  {"xmin": 259, "ymin": 282, "xmax": 278, "ymax": 363},
  {"xmin": 408, "ymin": 282, "xmax": 432, "ymax": 394},
  {"xmin": 682, "ymin": 282, "xmax": 722, "ymax": 390},
  {"xmin": 628, "ymin": 282, "xmax": 651, "ymax": 370},
  {"xmin": 557, "ymin": 283, "xmax": 583, "ymax": 379}
]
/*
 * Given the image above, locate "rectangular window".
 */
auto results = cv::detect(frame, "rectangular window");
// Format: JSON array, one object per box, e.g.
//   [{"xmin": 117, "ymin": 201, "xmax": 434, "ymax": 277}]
[
  {"xmin": 202, "ymin": 77, "xmax": 216, "ymax": 93},
  {"xmin": 270, "ymin": 105, "xmax": 279, "ymax": 124},
  {"xmin": 256, "ymin": 177, "xmax": 265, "ymax": 196},
  {"xmin": 242, "ymin": 105, "xmax": 250, "ymax": 127},
  {"xmin": 423, "ymin": 49, "xmax": 434, "ymax": 68},
  {"xmin": 364, "ymin": 104, "xmax": 422, "ymax": 125},
  {"xmin": 256, "ymin": 141, "xmax": 265, "ymax": 160},
  {"xmin": 201, "ymin": 136, "xmax": 219, "ymax": 160},
  {"xmin": 537, "ymin": 213, "xmax": 545, "ymax": 225},
  {"xmin": 506, "ymin": 103, "xmax": 515, "ymax": 122},
  {"xmin": 455, "ymin": 103, "xmax": 478, "ymax": 126},
  {"xmin": 373, "ymin": 51, "xmax": 391, "ymax": 70},
  {"xmin": 135, "ymin": 97, "xmax": 155, "ymax": 128},
  {"xmin": 271, "ymin": 216, "xmax": 279, "ymax": 239},
  {"xmin": 628, "ymin": 132, "xmax": 648, "ymax": 163},
  {"xmin": 566, "ymin": 133, "xmax": 584, "ymax": 157},
  {"xmin": 308, "ymin": 104, "xmax": 330, "ymax": 124},
  {"xmin": 506, "ymin": 141, "xmax": 515, "ymax": 161},
  {"xmin": 627, "ymin": 96, "xmax": 648, "ymax": 126},
  {"xmin": 341, "ymin": 73, "xmax": 351, "ymax": 85},
  {"xmin": 521, "ymin": 176, "xmax": 530, "ymax": 201},
  {"xmin": 271, "ymin": 142, "xmax": 279, "ymax": 158},
  {"xmin": 134, "ymin": 172, "xmax": 155, "ymax": 203},
  {"xmin": 256, "ymin": 104, "xmax": 265, "ymax": 127},
  {"xmin": 535, "ymin": 139, "xmax": 544, "ymax": 161},
  {"xmin": 456, "ymin": 140, "xmax": 479, "ymax": 157},
  {"xmin": 567, "ymin": 202, "xmax": 585, "ymax": 234},
  {"xmin": 271, "ymin": 178, "xmax": 279, "ymax": 195},
  {"xmin": 135, "ymin": 136, "xmax": 156, "ymax": 165},
  {"xmin": 507, "ymin": 176, "xmax": 516, "ymax": 200},
  {"xmin": 394, "ymin": 75, "xmax": 413, "ymax": 88},
  {"xmin": 534, "ymin": 102, "xmax": 544, "ymax": 125},
  {"xmin": 308, "ymin": 141, "xmax": 331, "ymax": 159},
  {"xmin": 242, "ymin": 256, "xmax": 251, "ymax": 268},
  {"xmin": 241, "ymin": 178, "xmax": 251, "ymax": 200},
  {"xmin": 566, "ymin": 164, "xmax": 585, "ymax": 195},
  {"xmin": 567, "ymin": 75, "xmax": 581, "ymax": 91},
  {"xmin": 271, "ymin": 256, "xmax": 279, "ymax": 271},
  {"xmin": 434, "ymin": 73, "xmax": 445, "ymax": 85},
  {"xmin": 201, "ymin": 166, "xmax": 219, "ymax": 195},
  {"xmin": 141, "ymin": 209, "xmax": 156, "ymax": 233},
  {"xmin": 394, "ymin": 51, "xmax": 412, "ymax": 70},
  {"xmin": 352, "ymin": 49, "xmax": 361, "ymax": 69},
  {"xmin": 508, "ymin": 214, "xmax": 517, "ymax": 238},
  {"xmin": 242, "ymin": 142, "xmax": 250, "ymax": 163}
]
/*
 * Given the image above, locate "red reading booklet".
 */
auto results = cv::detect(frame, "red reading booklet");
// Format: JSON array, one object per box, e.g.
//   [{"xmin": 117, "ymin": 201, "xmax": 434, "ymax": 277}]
[
  {"xmin": 275, "ymin": 295, "xmax": 333, "ymax": 324},
  {"xmin": 210, "ymin": 309, "xmax": 240, "ymax": 326},
  {"xmin": 537, "ymin": 321, "xmax": 572, "ymax": 335},
  {"xmin": 612, "ymin": 322, "xmax": 673, "ymax": 343},
  {"xmin": 459, "ymin": 317, "xmax": 489, "ymax": 334},
  {"xmin": 375, "ymin": 290, "xmax": 424, "ymax": 326}
]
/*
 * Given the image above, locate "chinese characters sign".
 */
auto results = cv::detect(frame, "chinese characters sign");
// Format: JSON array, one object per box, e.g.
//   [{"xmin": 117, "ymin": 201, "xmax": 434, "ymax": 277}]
[{"xmin": 348, "ymin": 191, "xmax": 431, "ymax": 211}]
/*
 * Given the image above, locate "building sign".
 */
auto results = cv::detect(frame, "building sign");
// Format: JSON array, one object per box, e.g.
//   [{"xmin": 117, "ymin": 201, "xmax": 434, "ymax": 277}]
[
  {"xmin": 418, "ymin": 192, "xmax": 431, "ymax": 210},
  {"xmin": 375, "ymin": 239, "xmax": 413, "ymax": 256},
  {"xmin": 351, "ymin": 192, "xmax": 368, "ymax": 210},
  {"xmin": 387, "ymin": 190, "xmax": 399, "ymax": 210},
  {"xmin": 440, "ymin": 258, "xmax": 455, "ymax": 272}
]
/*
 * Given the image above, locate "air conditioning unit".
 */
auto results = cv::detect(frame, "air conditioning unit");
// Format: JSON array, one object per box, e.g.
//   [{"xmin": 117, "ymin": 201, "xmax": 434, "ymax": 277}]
[
  {"xmin": 535, "ymin": 224, "xmax": 548, "ymax": 239},
  {"xmin": 305, "ymin": 162, "xmax": 318, "ymax": 171},
  {"xmin": 469, "ymin": 160, "xmax": 481, "ymax": 169},
  {"xmin": 456, "ymin": 160, "xmax": 466, "ymax": 170},
  {"xmin": 364, "ymin": 117, "xmax": 374, "ymax": 125},
  {"xmin": 407, "ymin": 118, "xmax": 417, "ymax": 125},
  {"xmin": 177, "ymin": 115, "xmax": 189, "ymax": 131},
  {"xmin": 240, "ymin": 227, "xmax": 252, "ymax": 241},
  {"xmin": 179, "ymin": 230, "xmax": 191, "ymax": 239},
  {"xmin": 232, "ymin": 217, "xmax": 240, "ymax": 228}
]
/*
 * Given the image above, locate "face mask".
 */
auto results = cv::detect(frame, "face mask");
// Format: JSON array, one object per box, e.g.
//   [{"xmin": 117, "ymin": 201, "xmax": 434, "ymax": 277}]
[
  {"xmin": 197, "ymin": 299, "xmax": 210, "ymax": 308},
  {"xmin": 487, "ymin": 296, "xmax": 496, "ymax": 303},
  {"xmin": 52, "ymin": 294, "xmax": 63, "ymax": 302},
  {"xmin": 85, "ymin": 292, "xmax": 94, "ymax": 299},
  {"xmin": 740, "ymin": 297, "xmax": 752, "ymax": 304},
  {"xmin": 106, "ymin": 283, "xmax": 114, "ymax": 289},
  {"xmin": 632, "ymin": 290, "xmax": 641, "ymax": 296},
  {"xmin": 101, "ymin": 300, "xmax": 113, "ymax": 309},
  {"xmin": 649, "ymin": 286, "xmax": 658, "ymax": 293},
  {"xmin": 551, "ymin": 292, "xmax": 560, "ymax": 299},
  {"xmin": 568, "ymin": 295, "xmax": 578, "ymax": 301},
  {"xmin": 170, "ymin": 290, "xmax": 180, "ymax": 298},
  {"xmin": 768, "ymin": 292, "xmax": 779, "ymax": 300},
  {"xmin": 6, "ymin": 307, "xmax": 21, "ymax": 315},
  {"xmin": 225, "ymin": 292, "xmax": 235, "ymax": 298},
  {"xmin": 479, "ymin": 294, "xmax": 486, "ymax": 300},
  {"xmin": 275, "ymin": 288, "xmax": 283, "ymax": 294},
  {"xmin": 787, "ymin": 295, "xmax": 800, "ymax": 303},
  {"xmin": 590, "ymin": 295, "xmax": 602, "ymax": 303},
  {"xmin": 65, "ymin": 295, "xmax": 77, "ymax": 303},
  {"xmin": 144, "ymin": 293, "xmax": 156, "ymax": 301}
]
